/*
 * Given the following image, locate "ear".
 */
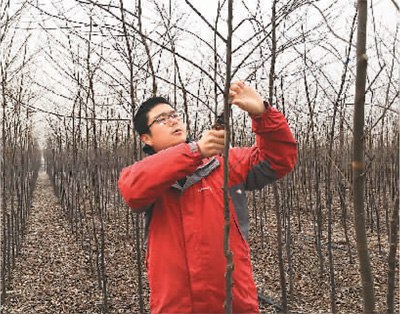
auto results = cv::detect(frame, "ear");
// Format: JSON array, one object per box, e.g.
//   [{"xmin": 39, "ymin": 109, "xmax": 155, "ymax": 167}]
[{"xmin": 140, "ymin": 133, "xmax": 153, "ymax": 146}]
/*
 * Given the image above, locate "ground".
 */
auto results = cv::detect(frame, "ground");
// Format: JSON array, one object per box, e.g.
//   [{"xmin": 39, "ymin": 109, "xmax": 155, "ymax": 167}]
[{"xmin": 1, "ymin": 170, "xmax": 398, "ymax": 313}]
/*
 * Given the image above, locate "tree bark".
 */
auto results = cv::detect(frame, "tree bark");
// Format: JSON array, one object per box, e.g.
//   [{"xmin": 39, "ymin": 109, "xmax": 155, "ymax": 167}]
[
  {"xmin": 223, "ymin": 1, "xmax": 233, "ymax": 313},
  {"xmin": 268, "ymin": 0, "xmax": 288, "ymax": 312},
  {"xmin": 352, "ymin": 1, "xmax": 376, "ymax": 313},
  {"xmin": 386, "ymin": 195, "xmax": 399, "ymax": 314}
]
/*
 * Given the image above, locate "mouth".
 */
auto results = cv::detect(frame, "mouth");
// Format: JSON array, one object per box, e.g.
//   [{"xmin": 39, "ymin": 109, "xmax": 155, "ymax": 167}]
[{"xmin": 172, "ymin": 128, "xmax": 183, "ymax": 135}]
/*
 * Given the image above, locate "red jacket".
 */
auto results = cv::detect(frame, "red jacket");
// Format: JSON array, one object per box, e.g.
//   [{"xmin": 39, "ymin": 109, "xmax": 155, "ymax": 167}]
[{"xmin": 118, "ymin": 107, "xmax": 297, "ymax": 313}]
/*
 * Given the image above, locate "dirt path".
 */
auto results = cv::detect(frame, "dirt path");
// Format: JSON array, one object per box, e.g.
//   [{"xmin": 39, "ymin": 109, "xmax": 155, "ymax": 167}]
[{"xmin": 2, "ymin": 171, "xmax": 100, "ymax": 314}]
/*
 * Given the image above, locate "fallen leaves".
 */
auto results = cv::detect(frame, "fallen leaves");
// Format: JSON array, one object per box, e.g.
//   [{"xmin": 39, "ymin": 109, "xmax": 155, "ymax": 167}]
[{"xmin": 1, "ymin": 171, "xmax": 398, "ymax": 314}]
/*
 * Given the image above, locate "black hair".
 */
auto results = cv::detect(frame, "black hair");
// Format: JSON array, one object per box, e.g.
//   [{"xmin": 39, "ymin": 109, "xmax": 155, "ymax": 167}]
[{"xmin": 134, "ymin": 96, "xmax": 172, "ymax": 135}]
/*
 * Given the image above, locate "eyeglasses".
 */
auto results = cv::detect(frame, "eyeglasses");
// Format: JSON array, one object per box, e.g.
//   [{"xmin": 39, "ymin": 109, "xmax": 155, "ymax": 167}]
[{"xmin": 148, "ymin": 110, "xmax": 184, "ymax": 128}]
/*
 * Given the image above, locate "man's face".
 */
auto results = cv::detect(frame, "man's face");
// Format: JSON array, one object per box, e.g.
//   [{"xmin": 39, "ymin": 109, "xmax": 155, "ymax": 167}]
[{"xmin": 140, "ymin": 103, "xmax": 187, "ymax": 152}]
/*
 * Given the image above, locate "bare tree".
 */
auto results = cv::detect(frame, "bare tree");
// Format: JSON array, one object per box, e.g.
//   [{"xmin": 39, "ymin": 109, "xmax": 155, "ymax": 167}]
[
  {"xmin": 268, "ymin": 0, "xmax": 288, "ymax": 312},
  {"xmin": 352, "ymin": 0, "xmax": 376, "ymax": 312},
  {"xmin": 223, "ymin": 2, "xmax": 234, "ymax": 312}
]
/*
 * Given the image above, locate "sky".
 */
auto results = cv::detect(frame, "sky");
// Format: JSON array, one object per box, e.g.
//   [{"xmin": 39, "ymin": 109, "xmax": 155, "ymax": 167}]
[{"xmin": 3, "ymin": 0, "xmax": 399, "ymax": 146}]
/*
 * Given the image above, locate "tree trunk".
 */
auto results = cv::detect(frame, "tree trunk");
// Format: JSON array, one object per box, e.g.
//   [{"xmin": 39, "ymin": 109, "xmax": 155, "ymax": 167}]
[
  {"xmin": 269, "ymin": 1, "xmax": 288, "ymax": 311},
  {"xmin": 386, "ymin": 195, "xmax": 399, "ymax": 314},
  {"xmin": 223, "ymin": 1, "xmax": 233, "ymax": 313},
  {"xmin": 352, "ymin": 1, "xmax": 376, "ymax": 312}
]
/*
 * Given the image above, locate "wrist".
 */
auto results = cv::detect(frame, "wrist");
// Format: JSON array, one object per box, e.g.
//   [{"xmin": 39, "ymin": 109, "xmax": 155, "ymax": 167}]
[
  {"xmin": 249, "ymin": 101, "xmax": 269, "ymax": 117},
  {"xmin": 190, "ymin": 141, "xmax": 205, "ymax": 158},
  {"xmin": 198, "ymin": 143, "xmax": 206, "ymax": 158},
  {"xmin": 189, "ymin": 141, "xmax": 200, "ymax": 153}
]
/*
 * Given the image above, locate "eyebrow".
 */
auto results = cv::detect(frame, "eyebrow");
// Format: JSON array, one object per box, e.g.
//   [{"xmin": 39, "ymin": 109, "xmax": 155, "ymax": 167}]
[{"xmin": 152, "ymin": 110, "xmax": 176, "ymax": 120}]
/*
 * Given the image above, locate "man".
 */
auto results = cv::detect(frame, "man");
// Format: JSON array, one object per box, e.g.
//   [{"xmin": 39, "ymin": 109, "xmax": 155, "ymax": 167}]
[{"xmin": 118, "ymin": 81, "xmax": 297, "ymax": 313}]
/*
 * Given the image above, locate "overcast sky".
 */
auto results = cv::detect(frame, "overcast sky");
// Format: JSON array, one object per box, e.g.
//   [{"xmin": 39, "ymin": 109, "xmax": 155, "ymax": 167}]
[{"xmin": 4, "ymin": 0, "xmax": 399, "ymax": 145}]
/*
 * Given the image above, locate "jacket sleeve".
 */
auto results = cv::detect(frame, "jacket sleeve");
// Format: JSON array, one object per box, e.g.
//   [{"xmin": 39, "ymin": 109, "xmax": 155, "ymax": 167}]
[
  {"xmin": 228, "ymin": 105, "xmax": 297, "ymax": 190},
  {"xmin": 118, "ymin": 142, "xmax": 203, "ymax": 211}
]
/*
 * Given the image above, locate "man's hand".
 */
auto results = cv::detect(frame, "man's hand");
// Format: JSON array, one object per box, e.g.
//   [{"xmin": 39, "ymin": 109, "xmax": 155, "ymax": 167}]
[
  {"xmin": 229, "ymin": 81, "xmax": 265, "ymax": 115},
  {"xmin": 197, "ymin": 130, "xmax": 225, "ymax": 158}
]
